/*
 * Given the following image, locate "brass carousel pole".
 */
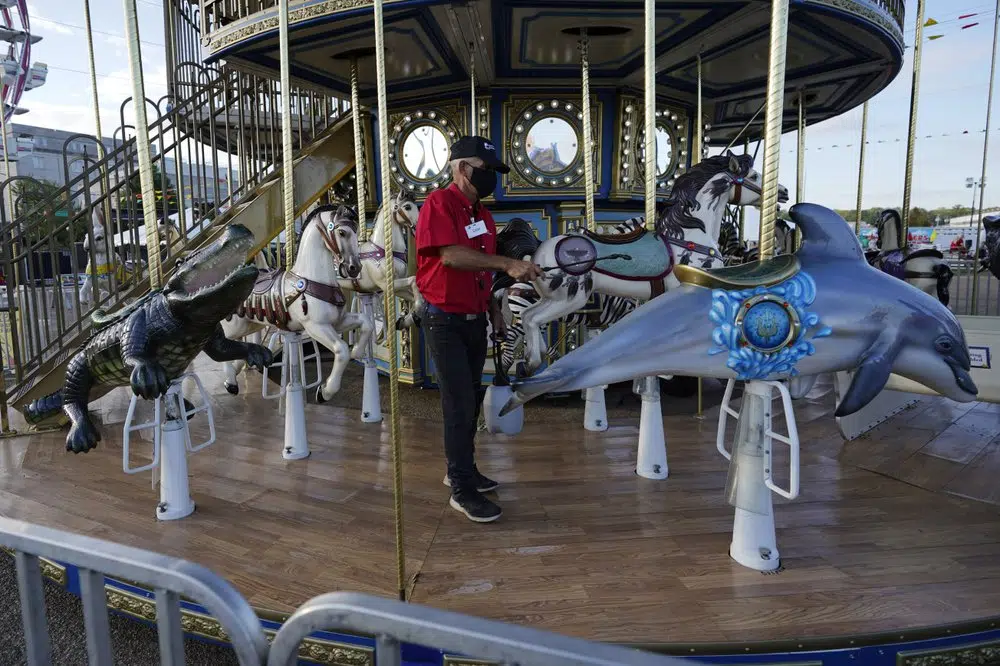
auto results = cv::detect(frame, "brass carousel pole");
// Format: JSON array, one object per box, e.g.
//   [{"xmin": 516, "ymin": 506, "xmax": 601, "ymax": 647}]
[
  {"xmin": 643, "ymin": 0, "xmax": 656, "ymax": 232},
  {"xmin": 373, "ymin": 0, "xmax": 407, "ymax": 602},
  {"xmin": 278, "ymin": 0, "xmax": 296, "ymax": 267},
  {"xmin": 794, "ymin": 90, "xmax": 806, "ymax": 250},
  {"xmin": 758, "ymin": 0, "xmax": 790, "ymax": 262},
  {"xmin": 970, "ymin": 0, "xmax": 1000, "ymax": 315},
  {"xmin": 0, "ymin": 98, "xmax": 13, "ymax": 436},
  {"xmin": 694, "ymin": 53, "xmax": 703, "ymax": 166},
  {"xmin": 739, "ymin": 136, "xmax": 748, "ymax": 244},
  {"xmin": 350, "ymin": 57, "xmax": 368, "ymax": 241},
  {"xmin": 695, "ymin": 52, "xmax": 703, "ymax": 418},
  {"xmin": 469, "ymin": 46, "xmax": 476, "ymax": 135},
  {"xmin": 900, "ymin": 0, "xmax": 926, "ymax": 251},
  {"xmin": 580, "ymin": 29, "xmax": 596, "ymax": 232},
  {"xmin": 855, "ymin": 100, "xmax": 868, "ymax": 235},
  {"xmin": 122, "ymin": 0, "xmax": 161, "ymax": 288}
]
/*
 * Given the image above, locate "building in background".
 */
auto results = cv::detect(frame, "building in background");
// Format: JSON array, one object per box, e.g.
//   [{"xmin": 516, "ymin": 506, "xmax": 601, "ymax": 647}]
[{"xmin": 1, "ymin": 122, "xmax": 239, "ymax": 217}]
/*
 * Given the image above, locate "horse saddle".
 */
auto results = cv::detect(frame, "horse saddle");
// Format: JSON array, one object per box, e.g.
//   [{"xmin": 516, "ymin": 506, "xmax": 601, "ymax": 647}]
[
  {"xmin": 235, "ymin": 269, "xmax": 346, "ymax": 330},
  {"xmin": 556, "ymin": 229, "xmax": 674, "ymax": 281},
  {"xmin": 674, "ymin": 254, "xmax": 801, "ymax": 290}
]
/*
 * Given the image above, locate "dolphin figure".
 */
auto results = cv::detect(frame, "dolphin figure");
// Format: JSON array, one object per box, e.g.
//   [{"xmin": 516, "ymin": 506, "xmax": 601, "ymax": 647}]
[{"xmin": 501, "ymin": 203, "xmax": 978, "ymax": 417}]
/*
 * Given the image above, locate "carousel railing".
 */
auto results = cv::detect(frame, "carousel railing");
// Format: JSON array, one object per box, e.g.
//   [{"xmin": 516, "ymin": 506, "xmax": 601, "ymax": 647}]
[
  {"xmin": 1, "ymin": 515, "xmax": 686, "ymax": 666},
  {"xmin": 0, "ymin": 60, "xmax": 349, "ymax": 415},
  {"xmin": 0, "ymin": 515, "xmax": 270, "ymax": 666}
]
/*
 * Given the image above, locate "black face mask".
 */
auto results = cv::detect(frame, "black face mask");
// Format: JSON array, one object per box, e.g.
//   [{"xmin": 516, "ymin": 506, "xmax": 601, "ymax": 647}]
[{"xmin": 467, "ymin": 166, "xmax": 497, "ymax": 199}]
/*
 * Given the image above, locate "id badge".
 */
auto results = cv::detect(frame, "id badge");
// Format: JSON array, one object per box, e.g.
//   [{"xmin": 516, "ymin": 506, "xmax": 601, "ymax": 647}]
[{"xmin": 465, "ymin": 219, "xmax": 487, "ymax": 238}]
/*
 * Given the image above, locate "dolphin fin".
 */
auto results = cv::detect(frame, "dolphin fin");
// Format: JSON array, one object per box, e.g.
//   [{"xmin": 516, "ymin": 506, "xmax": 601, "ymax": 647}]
[
  {"xmin": 834, "ymin": 331, "xmax": 901, "ymax": 417},
  {"xmin": 789, "ymin": 203, "xmax": 865, "ymax": 264}
]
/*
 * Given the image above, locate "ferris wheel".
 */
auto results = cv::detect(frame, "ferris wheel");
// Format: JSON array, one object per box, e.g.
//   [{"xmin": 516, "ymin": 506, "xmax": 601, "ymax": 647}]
[{"xmin": 0, "ymin": 0, "xmax": 45, "ymax": 124}]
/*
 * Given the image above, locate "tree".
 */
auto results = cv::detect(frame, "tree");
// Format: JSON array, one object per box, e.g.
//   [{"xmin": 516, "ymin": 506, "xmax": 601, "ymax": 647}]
[{"xmin": 11, "ymin": 178, "xmax": 87, "ymax": 248}]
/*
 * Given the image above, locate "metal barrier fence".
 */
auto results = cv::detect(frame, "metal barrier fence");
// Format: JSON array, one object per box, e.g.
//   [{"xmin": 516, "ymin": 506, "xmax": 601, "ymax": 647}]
[
  {"xmin": 0, "ymin": 515, "xmax": 270, "ymax": 666},
  {"xmin": 1, "ymin": 516, "xmax": 695, "ymax": 666},
  {"xmin": 268, "ymin": 592, "xmax": 692, "ymax": 666}
]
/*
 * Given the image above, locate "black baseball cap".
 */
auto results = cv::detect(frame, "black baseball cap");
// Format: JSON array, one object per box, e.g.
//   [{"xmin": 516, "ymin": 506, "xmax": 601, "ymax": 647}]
[{"xmin": 449, "ymin": 135, "xmax": 510, "ymax": 173}]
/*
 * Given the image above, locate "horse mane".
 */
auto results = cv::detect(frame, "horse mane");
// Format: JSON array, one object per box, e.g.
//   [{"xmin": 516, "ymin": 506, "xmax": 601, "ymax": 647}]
[
  {"xmin": 877, "ymin": 209, "xmax": 901, "ymax": 239},
  {"xmin": 656, "ymin": 153, "xmax": 753, "ymax": 238}
]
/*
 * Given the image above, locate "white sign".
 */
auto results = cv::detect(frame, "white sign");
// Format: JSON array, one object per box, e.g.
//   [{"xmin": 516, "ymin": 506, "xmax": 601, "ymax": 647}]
[{"xmin": 969, "ymin": 345, "xmax": 991, "ymax": 370}]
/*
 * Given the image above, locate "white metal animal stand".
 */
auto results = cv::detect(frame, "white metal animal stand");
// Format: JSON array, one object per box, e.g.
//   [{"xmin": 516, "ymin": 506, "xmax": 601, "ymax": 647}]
[
  {"xmin": 634, "ymin": 375, "xmax": 668, "ymax": 479},
  {"xmin": 122, "ymin": 373, "xmax": 216, "ymax": 521},
  {"xmin": 262, "ymin": 331, "xmax": 323, "ymax": 460},
  {"xmin": 358, "ymin": 293, "xmax": 383, "ymax": 423},
  {"xmin": 717, "ymin": 379, "xmax": 800, "ymax": 572},
  {"xmin": 581, "ymin": 329, "xmax": 609, "ymax": 432}
]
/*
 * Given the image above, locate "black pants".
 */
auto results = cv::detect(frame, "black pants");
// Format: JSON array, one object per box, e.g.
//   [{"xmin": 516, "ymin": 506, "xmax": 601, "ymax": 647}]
[{"xmin": 424, "ymin": 307, "xmax": 488, "ymax": 492}]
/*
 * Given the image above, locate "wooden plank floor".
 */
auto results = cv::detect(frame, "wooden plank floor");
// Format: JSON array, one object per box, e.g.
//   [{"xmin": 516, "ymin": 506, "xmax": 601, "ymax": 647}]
[{"xmin": 1, "ymin": 357, "xmax": 999, "ymax": 644}]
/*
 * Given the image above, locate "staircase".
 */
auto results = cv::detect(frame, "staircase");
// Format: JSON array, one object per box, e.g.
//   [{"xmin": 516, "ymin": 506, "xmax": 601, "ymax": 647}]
[{"xmin": 0, "ymin": 65, "xmax": 357, "ymax": 424}]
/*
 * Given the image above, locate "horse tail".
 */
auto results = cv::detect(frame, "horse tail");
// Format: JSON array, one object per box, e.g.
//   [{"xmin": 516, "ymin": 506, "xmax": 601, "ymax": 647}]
[
  {"xmin": 496, "ymin": 218, "xmax": 541, "ymax": 260},
  {"xmin": 24, "ymin": 391, "xmax": 64, "ymax": 425}
]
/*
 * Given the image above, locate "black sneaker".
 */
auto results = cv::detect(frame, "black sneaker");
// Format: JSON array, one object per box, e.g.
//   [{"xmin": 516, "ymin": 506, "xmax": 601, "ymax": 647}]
[
  {"xmin": 442, "ymin": 469, "xmax": 499, "ymax": 492},
  {"xmin": 449, "ymin": 488, "xmax": 502, "ymax": 523}
]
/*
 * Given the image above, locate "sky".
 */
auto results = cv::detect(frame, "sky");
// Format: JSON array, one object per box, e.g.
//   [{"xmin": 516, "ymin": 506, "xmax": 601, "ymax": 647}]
[{"xmin": 16, "ymin": 0, "xmax": 1000, "ymax": 239}]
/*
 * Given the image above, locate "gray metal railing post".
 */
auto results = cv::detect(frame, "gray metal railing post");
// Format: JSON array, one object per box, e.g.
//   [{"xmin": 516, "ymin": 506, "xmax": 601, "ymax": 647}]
[
  {"xmin": 268, "ymin": 591, "xmax": 696, "ymax": 666},
  {"xmin": 0, "ymin": 516, "xmax": 269, "ymax": 666}
]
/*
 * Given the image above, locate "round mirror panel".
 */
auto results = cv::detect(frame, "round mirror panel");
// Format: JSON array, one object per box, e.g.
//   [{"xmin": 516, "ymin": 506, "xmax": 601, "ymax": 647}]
[
  {"xmin": 655, "ymin": 125, "xmax": 672, "ymax": 177},
  {"xmin": 525, "ymin": 116, "xmax": 578, "ymax": 173},
  {"xmin": 401, "ymin": 124, "xmax": 449, "ymax": 181}
]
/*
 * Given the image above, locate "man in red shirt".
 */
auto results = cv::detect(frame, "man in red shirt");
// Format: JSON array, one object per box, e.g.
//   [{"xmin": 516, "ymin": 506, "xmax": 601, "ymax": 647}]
[{"xmin": 416, "ymin": 135, "xmax": 542, "ymax": 522}]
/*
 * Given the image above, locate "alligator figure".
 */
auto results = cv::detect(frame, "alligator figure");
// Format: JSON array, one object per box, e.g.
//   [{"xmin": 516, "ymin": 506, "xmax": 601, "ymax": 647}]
[{"xmin": 24, "ymin": 223, "xmax": 274, "ymax": 454}]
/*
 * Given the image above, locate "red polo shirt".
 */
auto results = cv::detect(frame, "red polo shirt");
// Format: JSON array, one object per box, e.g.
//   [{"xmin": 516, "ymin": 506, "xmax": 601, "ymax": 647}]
[{"xmin": 416, "ymin": 183, "xmax": 496, "ymax": 314}]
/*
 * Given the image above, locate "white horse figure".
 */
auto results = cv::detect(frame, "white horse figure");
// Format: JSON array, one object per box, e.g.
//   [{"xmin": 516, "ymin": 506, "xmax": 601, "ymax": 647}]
[
  {"xmin": 497, "ymin": 152, "xmax": 789, "ymax": 374},
  {"xmin": 220, "ymin": 204, "xmax": 371, "ymax": 403},
  {"xmin": 80, "ymin": 207, "xmax": 125, "ymax": 305},
  {"xmin": 867, "ymin": 209, "xmax": 953, "ymax": 306},
  {"xmin": 339, "ymin": 188, "xmax": 424, "ymax": 332}
]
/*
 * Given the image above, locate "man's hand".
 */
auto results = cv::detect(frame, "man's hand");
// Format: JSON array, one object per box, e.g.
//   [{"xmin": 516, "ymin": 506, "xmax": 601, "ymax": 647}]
[{"xmin": 504, "ymin": 258, "xmax": 543, "ymax": 282}]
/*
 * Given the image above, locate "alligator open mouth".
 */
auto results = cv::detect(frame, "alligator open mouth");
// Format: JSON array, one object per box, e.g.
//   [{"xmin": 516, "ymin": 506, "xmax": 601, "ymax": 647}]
[{"xmin": 167, "ymin": 224, "xmax": 256, "ymax": 299}]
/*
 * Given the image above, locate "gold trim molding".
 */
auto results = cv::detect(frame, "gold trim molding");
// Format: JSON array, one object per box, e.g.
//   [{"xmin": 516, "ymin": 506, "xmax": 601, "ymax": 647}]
[
  {"xmin": 0, "ymin": 545, "xmax": 68, "ymax": 586},
  {"xmin": 206, "ymin": 0, "xmax": 406, "ymax": 54},
  {"xmin": 615, "ymin": 95, "xmax": 689, "ymax": 200},
  {"xmin": 806, "ymin": 0, "xmax": 904, "ymax": 46}
]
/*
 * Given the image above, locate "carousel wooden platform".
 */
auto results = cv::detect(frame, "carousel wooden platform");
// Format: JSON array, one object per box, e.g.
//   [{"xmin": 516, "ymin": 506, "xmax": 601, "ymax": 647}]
[{"xmin": 1, "ymin": 357, "xmax": 999, "ymax": 646}]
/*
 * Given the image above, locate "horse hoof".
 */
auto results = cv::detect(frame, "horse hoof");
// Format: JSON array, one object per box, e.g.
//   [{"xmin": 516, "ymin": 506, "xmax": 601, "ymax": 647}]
[
  {"xmin": 224, "ymin": 382, "xmax": 239, "ymax": 395},
  {"xmin": 316, "ymin": 387, "xmax": 327, "ymax": 404}
]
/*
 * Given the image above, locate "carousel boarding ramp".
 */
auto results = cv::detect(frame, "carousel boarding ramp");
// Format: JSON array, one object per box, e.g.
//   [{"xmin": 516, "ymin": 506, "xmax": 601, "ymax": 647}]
[
  {"xmin": 7, "ymin": 113, "xmax": 356, "ymax": 418},
  {"xmin": 0, "ymin": 516, "xmax": 681, "ymax": 666},
  {"xmin": 836, "ymin": 315, "xmax": 1000, "ymax": 440}
]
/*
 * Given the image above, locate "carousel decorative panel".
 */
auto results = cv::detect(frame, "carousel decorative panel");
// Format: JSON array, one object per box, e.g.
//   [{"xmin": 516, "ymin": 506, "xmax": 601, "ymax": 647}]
[
  {"xmin": 502, "ymin": 95, "xmax": 601, "ymax": 196},
  {"xmin": 614, "ymin": 94, "xmax": 689, "ymax": 201},
  {"xmin": 384, "ymin": 99, "xmax": 491, "ymax": 198}
]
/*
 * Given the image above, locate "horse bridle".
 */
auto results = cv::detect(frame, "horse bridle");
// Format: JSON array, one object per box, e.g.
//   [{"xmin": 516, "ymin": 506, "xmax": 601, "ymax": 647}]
[
  {"xmin": 728, "ymin": 170, "xmax": 761, "ymax": 204},
  {"xmin": 318, "ymin": 213, "xmax": 357, "ymax": 278}
]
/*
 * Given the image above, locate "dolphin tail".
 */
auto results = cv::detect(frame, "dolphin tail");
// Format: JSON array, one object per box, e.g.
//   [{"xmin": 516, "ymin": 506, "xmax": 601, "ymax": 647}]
[{"xmin": 499, "ymin": 367, "xmax": 581, "ymax": 416}]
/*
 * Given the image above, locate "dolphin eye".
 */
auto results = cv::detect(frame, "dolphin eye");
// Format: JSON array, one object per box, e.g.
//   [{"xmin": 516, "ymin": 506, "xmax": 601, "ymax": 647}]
[{"xmin": 934, "ymin": 336, "xmax": 954, "ymax": 354}]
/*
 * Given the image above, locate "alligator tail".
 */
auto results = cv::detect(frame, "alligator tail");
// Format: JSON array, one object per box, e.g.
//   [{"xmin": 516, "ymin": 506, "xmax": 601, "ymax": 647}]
[{"xmin": 23, "ymin": 391, "xmax": 64, "ymax": 424}]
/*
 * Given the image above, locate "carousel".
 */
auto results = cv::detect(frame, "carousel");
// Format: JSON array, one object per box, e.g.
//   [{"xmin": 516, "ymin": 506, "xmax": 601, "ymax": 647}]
[{"xmin": 1, "ymin": 0, "xmax": 1000, "ymax": 664}]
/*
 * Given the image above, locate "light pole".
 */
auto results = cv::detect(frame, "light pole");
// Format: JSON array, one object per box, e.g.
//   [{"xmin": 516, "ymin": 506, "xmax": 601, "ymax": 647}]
[{"xmin": 968, "ymin": 177, "xmax": 981, "ymax": 223}]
